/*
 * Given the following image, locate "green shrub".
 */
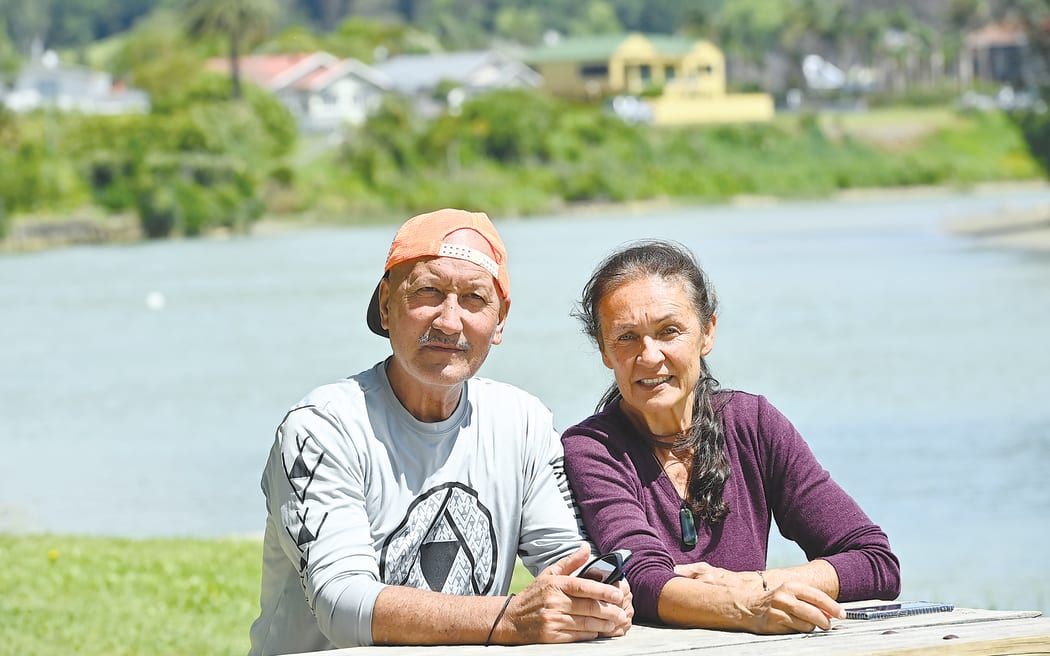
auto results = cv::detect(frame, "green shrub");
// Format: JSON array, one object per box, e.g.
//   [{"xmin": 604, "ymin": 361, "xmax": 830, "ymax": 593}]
[
  {"xmin": 131, "ymin": 153, "xmax": 262, "ymax": 237},
  {"xmin": 0, "ymin": 198, "xmax": 9, "ymax": 239},
  {"xmin": 455, "ymin": 89, "xmax": 560, "ymax": 164},
  {"xmin": 343, "ymin": 95, "xmax": 422, "ymax": 181},
  {"xmin": 152, "ymin": 74, "xmax": 297, "ymax": 158},
  {"xmin": 269, "ymin": 165, "xmax": 295, "ymax": 187},
  {"xmin": 85, "ymin": 152, "xmax": 139, "ymax": 212},
  {"xmin": 1011, "ymin": 104, "xmax": 1050, "ymax": 177},
  {"xmin": 136, "ymin": 183, "xmax": 178, "ymax": 238}
]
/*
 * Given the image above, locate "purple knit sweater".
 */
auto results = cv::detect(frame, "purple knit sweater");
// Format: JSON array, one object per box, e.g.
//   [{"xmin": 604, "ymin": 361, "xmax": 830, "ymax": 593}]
[{"xmin": 562, "ymin": 391, "xmax": 900, "ymax": 623}]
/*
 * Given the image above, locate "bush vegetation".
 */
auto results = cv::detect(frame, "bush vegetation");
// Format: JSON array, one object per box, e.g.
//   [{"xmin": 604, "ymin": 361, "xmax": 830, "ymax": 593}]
[
  {"xmin": 1, "ymin": 69, "xmax": 295, "ymax": 240},
  {"xmin": 299, "ymin": 92, "xmax": 1039, "ymax": 221},
  {"xmin": 1012, "ymin": 101, "xmax": 1050, "ymax": 179},
  {"xmin": 0, "ymin": 82, "xmax": 1042, "ymax": 240}
]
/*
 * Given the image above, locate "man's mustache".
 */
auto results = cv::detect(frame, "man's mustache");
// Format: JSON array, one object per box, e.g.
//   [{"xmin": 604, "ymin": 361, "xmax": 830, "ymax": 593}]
[{"xmin": 418, "ymin": 330, "xmax": 472, "ymax": 350}]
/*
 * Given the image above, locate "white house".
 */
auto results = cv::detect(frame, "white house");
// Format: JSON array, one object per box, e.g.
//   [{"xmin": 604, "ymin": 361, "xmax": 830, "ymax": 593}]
[{"xmin": 3, "ymin": 51, "xmax": 150, "ymax": 115}]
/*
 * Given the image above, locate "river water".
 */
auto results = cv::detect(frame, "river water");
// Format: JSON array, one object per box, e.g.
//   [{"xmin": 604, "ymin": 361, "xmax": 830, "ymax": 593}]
[{"xmin": 2, "ymin": 187, "xmax": 1048, "ymax": 612}]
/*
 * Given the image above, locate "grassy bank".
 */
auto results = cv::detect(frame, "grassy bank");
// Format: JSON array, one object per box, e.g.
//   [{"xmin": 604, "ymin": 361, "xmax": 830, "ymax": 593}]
[
  {"xmin": 0, "ymin": 534, "xmax": 261, "ymax": 656},
  {"xmin": 0, "ymin": 534, "xmax": 537, "ymax": 656}
]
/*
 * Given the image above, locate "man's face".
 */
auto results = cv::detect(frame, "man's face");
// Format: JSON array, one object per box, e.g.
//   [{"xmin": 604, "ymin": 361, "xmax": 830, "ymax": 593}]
[{"xmin": 379, "ymin": 255, "xmax": 508, "ymax": 391}]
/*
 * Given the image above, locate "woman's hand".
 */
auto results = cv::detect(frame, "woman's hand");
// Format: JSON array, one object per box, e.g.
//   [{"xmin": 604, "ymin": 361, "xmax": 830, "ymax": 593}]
[
  {"xmin": 668, "ymin": 562, "xmax": 843, "ymax": 634},
  {"xmin": 744, "ymin": 581, "xmax": 844, "ymax": 634},
  {"xmin": 673, "ymin": 562, "xmax": 764, "ymax": 591}
]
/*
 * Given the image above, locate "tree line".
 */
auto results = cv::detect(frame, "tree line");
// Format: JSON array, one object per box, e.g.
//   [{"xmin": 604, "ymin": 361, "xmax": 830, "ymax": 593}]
[{"xmin": 0, "ymin": 1, "xmax": 1041, "ymax": 66}]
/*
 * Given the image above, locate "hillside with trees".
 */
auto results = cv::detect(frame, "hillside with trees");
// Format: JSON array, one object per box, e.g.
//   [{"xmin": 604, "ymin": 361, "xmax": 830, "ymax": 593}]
[{"xmin": 0, "ymin": 0, "xmax": 1038, "ymax": 60}]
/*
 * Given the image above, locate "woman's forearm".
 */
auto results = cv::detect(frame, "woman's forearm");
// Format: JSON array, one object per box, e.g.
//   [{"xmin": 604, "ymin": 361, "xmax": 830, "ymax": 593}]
[
  {"xmin": 763, "ymin": 559, "xmax": 840, "ymax": 599},
  {"xmin": 657, "ymin": 577, "xmax": 757, "ymax": 631},
  {"xmin": 656, "ymin": 564, "xmax": 844, "ymax": 634},
  {"xmin": 672, "ymin": 558, "xmax": 840, "ymax": 600}
]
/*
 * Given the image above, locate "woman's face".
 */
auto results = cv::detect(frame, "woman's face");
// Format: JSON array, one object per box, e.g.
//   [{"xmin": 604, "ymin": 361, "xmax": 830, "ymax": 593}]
[{"xmin": 596, "ymin": 274, "xmax": 716, "ymax": 435}]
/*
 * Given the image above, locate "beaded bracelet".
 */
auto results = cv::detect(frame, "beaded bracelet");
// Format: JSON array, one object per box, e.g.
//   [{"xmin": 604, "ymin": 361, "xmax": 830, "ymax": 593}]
[
  {"xmin": 485, "ymin": 593, "xmax": 516, "ymax": 646},
  {"xmin": 757, "ymin": 570, "xmax": 769, "ymax": 591}
]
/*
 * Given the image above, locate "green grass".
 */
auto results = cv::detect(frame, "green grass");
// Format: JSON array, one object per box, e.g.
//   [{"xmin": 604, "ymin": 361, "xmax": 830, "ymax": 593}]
[
  {"xmin": 0, "ymin": 534, "xmax": 262, "ymax": 656},
  {"xmin": 0, "ymin": 534, "xmax": 536, "ymax": 656},
  {"xmin": 810, "ymin": 106, "xmax": 963, "ymax": 134}
]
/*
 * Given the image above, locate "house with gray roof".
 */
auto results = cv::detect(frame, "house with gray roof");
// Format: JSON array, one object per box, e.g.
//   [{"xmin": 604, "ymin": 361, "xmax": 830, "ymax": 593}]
[{"xmin": 373, "ymin": 50, "xmax": 542, "ymax": 117}]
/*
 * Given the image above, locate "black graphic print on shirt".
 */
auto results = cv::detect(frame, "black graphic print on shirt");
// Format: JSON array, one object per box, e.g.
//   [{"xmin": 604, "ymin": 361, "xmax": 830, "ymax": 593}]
[
  {"xmin": 551, "ymin": 454, "xmax": 590, "ymax": 542},
  {"xmin": 379, "ymin": 482, "xmax": 498, "ymax": 595},
  {"xmin": 282, "ymin": 427, "xmax": 329, "ymax": 581}
]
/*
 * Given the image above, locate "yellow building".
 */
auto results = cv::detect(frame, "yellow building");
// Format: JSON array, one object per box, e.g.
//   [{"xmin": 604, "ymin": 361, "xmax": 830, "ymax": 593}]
[{"xmin": 527, "ymin": 33, "xmax": 773, "ymax": 125}]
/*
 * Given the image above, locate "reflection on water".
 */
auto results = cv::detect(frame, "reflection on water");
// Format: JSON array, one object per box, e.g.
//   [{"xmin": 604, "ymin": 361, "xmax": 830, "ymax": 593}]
[{"xmin": 2, "ymin": 187, "xmax": 1048, "ymax": 612}]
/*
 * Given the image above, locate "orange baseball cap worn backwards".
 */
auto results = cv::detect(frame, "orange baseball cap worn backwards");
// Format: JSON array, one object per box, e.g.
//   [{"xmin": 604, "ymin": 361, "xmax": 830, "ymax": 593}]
[{"xmin": 366, "ymin": 208, "xmax": 510, "ymax": 337}]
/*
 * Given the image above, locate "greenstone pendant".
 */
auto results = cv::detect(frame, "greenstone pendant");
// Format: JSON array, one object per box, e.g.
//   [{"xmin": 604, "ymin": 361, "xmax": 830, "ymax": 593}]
[{"xmin": 679, "ymin": 507, "xmax": 698, "ymax": 547}]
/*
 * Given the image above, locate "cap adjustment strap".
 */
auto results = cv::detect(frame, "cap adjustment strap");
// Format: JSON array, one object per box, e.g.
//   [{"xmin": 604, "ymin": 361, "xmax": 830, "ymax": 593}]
[{"xmin": 436, "ymin": 243, "xmax": 500, "ymax": 279}]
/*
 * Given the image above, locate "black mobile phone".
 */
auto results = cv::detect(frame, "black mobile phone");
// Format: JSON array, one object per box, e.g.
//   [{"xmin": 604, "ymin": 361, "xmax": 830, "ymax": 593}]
[
  {"xmin": 845, "ymin": 601, "xmax": 955, "ymax": 620},
  {"xmin": 577, "ymin": 549, "xmax": 632, "ymax": 584}
]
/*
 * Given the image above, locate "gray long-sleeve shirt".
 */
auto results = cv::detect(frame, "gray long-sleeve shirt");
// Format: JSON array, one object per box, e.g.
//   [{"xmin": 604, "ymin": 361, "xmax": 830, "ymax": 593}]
[
  {"xmin": 562, "ymin": 391, "xmax": 900, "ymax": 623},
  {"xmin": 249, "ymin": 360, "xmax": 584, "ymax": 655}
]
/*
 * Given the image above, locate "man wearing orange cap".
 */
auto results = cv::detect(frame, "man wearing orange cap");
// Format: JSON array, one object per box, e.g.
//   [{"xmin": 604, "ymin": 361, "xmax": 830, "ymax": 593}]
[{"xmin": 249, "ymin": 209, "xmax": 632, "ymax": 655}]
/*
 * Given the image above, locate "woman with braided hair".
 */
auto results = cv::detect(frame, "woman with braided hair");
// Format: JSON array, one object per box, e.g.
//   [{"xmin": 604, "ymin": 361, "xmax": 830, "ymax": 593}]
[{"xmin": 562, "ymin": 239, "xmax": 899, "ymax": 634}]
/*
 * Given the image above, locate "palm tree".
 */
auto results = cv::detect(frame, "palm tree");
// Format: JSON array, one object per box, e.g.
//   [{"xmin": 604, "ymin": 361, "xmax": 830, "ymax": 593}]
[{"xmin": 184, "ymin": 0, "xmax": 279, "ymax": 99}]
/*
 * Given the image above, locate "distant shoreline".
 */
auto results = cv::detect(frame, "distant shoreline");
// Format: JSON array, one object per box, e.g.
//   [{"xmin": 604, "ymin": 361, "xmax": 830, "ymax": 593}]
[
  {"xmin": 939, "ymin": 183, "xmax": 1050, "ymax": 252},
  {"xmin": 207, "ymin": 180, "xmax": 1050, "ymax": 255},
  {"xmin": 5, "ymin": 180, "xmax": 1050, "ymax": 254}
]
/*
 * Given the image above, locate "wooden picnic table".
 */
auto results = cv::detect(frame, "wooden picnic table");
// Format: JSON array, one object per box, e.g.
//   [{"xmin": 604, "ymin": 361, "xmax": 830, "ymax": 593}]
[{"xmin": 295, "ymin": 604, "xmax": 1050, "ymax": 656}]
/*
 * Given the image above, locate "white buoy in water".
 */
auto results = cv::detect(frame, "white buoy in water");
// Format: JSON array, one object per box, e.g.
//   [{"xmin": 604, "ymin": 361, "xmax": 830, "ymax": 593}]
[{"xmin": 145, "ymin": 291, "xmax": 166, "ymax": 311}]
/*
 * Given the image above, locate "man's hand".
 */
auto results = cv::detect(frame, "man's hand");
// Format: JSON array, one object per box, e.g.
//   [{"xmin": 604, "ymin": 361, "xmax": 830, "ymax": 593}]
[
  {"xmin": 609, "ymin": 577, "xmax": 634, "ymax": 636},
  {"xmin": 495, "ymin": 544, "xmax": 632, "ymax": 644}
]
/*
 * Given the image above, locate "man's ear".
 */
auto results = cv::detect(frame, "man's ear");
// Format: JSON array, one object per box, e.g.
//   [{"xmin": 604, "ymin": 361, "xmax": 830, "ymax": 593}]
[
  {"xmin": 700, "ymin": 314, "xmax": 717, "ymax": 357},
  {"xmin": 490, "ymin": 298, "xmax": 511, "ymax": 345},
  {"xmin": 378, "ymin": 277, "xmax": 392, "ymax": 332}
]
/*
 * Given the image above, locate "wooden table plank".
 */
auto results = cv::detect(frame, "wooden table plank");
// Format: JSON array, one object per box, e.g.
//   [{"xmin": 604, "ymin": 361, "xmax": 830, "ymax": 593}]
[
  {"xmin": 294, "ymin": 608, "xmax": 1049, "ymax": 656},
  {"xmin": 870, "ymin": 634, "xmax": 1050, "ymax": 656}
]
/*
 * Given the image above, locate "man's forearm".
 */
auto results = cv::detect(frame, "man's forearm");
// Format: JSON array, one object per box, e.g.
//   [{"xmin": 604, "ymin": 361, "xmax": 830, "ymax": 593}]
[
  {"xmin": 369, "ymin": 546, "xmax": 630, "ymax": 645},
  {"xmin": 371, "ymin": 586, "xmax": 509, "ymax": 645}
]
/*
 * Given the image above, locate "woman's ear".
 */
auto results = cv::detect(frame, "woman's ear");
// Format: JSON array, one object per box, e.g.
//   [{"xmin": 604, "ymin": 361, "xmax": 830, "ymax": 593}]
[
  {"xmin": 598, "ymin": 335, "xmax": 615, "ymax": 370},
  {"xmin": 700, "ymin": 314, "xmax": 717, "ymax": 357}
]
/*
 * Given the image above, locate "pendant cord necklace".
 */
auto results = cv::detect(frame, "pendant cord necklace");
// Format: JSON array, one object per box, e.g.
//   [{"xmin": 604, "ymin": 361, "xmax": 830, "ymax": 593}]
[{"xmin": 638, "ymin": 430, "xmax": 699, "ymax": 548}]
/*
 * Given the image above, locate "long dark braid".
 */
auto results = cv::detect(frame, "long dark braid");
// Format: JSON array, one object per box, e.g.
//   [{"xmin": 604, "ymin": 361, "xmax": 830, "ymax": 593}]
[{"xmin": 575, "ymin": 240, "xmax": 731, "ymax": 524}]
